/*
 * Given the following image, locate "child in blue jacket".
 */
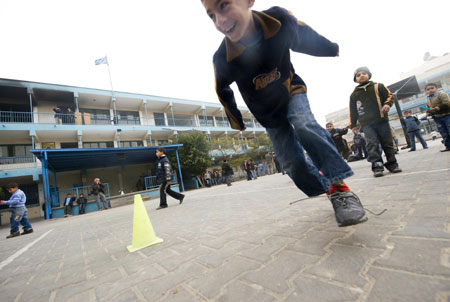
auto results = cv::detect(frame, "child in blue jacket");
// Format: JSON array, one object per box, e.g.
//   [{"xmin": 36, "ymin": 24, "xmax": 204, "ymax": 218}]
[{"xmin": 0, "ymin": 183, "xmax": 33, "ymax": 238}]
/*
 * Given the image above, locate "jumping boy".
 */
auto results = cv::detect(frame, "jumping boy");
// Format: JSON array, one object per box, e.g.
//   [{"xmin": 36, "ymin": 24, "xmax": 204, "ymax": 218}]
[
  {"xmin": 350, "ymin": 66, "xmax": 402, "ymax": 177},
  {"xmin": 201, "ymin": 0, "xmax": 366, "ymax": 226},
  {"xmin": 155, "ymin": 147, "xmax": 185, "ymax": 210},
  {"xmin": 0, "ymin": 183, "xmax": 34, "ymax": 239}
]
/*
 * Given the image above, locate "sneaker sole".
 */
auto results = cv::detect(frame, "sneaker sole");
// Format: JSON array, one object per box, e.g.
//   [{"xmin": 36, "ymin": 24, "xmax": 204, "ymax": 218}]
[{"xmin": 338, "ymin": 216, "xmax": 368, "ymax": 227}]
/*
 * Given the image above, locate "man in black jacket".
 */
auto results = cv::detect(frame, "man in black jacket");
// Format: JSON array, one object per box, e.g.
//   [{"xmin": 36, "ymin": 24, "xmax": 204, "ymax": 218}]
[{"xmin": 155, "ymin": 147, "xmax": 184, "ymax": 210}]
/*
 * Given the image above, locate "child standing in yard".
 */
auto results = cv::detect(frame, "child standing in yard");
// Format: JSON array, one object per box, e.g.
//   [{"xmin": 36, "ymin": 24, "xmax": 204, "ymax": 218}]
[
  {"xmin": 349, "ymin": 66, "xmax": 402, "ymax": 177},
  {"xmin": 403, "ymin": 110, "xmax": 428, "ymax": 151},
  {"xmin": 201, "ymin": 0, "xmax": 366, "ymax": 226},
  {"xmin": 0, "ymin": 183, "xmax": 33, "ymax": 239}
]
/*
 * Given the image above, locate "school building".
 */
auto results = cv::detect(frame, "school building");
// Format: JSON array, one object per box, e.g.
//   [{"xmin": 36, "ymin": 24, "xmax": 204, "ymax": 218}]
[
  {"xmin": 326, "ymin": 52, "xmax": 450, "ymax": 145},
  {"xmin": 0, "ymin": 78, "xmax": 266, "ymax": 224}
]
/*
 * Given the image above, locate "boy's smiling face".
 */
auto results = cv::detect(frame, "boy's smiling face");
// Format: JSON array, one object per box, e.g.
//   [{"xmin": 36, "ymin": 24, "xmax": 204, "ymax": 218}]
[
  {"xmin": 202, "ymin": 0, "xmax": 255, "ymax": 43},
  {"xmin": 355, "ymin": 71, "xmax": 370, "ymax": 84}
]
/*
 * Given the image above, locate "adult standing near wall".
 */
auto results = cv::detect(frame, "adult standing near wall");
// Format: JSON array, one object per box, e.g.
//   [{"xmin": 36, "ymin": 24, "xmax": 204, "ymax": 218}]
[
  {"xmin": 221, "ymin": 159, "xmax": 233, "ymax": 186},
  {"xmin": 264, "ymin": 152, "xmax": 274, "ymax": 175},
  {"xmin": 90, "ymin": 178, "xmax": 110, "ymax": 210}
]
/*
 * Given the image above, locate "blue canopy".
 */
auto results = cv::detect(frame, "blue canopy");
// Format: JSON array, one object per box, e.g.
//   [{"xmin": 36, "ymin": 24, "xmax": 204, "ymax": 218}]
[{"xmin": 30, "ymin": 145, "xmax": 184, "ymax": 219}]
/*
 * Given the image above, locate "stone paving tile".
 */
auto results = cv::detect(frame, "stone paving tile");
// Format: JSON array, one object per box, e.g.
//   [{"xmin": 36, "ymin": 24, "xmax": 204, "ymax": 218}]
[
  {"xmin": 196, "ymin": 240, "xmax": 255, "ymax": 268},
  {"xmin": 336, "ymin": 225, "xmax": 399, "ymax": 249},
  {"xmin": 159, "ymin": 287, "xmax": 204, "ymax": 302},
  {"xmin": 243, "ymin": 250, "xmax": 319, "ymax": 294},
  {"xmin": 375, "ymin": 237, "xmax": 450, "ymax": 277},
  {"xmin": 393, "ymin": 216, "xmax": 450, "ymax": 239},
  {"xmin": 159, "ymin": 245, "xmax": 212, "ymax": 272},
  {"xmin": 305, "ymin": 244, "xmax": 381, "ymax": 287},
  {"xmin": 366, "ymin": 267, "xmax": 450, "ymax": 302},
  {"xmin": 285, "ymin": 275, "xmax": 361, "ymax": 302},
  {"xmin": 110, "ymin": 289, "xmax": 139, "ymax": 302},
  {"xmin": 187, "ymin": 257, "xmax": 260, "ymax": 299},
  {"xmin": 54, "ymin": 268, "xmax": 124, "ymax": 302},
  {"xmin": 287, "ymin": 230, "xmax": 345, "ymax": 256},
  {"xmin": 138, "ymin": 261, "xmax": 209, "ymax": 301},
  {"xmin": 217, "ymin": 280, "xmax": 275, "ymax": 302},
  {"xmin": 238, "ymin": 235, "xmax": 296, "ymax": 263}
]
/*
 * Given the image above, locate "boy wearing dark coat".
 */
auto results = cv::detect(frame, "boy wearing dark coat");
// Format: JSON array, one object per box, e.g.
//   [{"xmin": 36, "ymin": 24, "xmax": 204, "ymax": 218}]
[
  {"xmin": 350, "ymin": 66, "xmax": 402, "ymax": 177},
  {"xmin": 201, "ymin": 0, "xmax": 367, "ymax": 226},
  {"xmin": 404, "ymin": 110, "xmax": 428, "ymax": 151},
  {"xmin": 155, "ymin": 147, "xmax": 185, "ymax": 210}
]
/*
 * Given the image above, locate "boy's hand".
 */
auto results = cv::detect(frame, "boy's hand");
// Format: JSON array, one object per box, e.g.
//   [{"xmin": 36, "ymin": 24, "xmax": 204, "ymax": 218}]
[
  {"xmin": 381, "ymin": 105, "xmax": 391, "ymax": 114},
  {"xmin": 0, "ymin": 200, "xmax": 5, "ymax": 205}
]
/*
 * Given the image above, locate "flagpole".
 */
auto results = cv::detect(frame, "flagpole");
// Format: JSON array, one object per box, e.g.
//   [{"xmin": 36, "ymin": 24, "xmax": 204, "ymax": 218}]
[{"xmin": 105, "ymin": 55, "xmax": 118, "ymax": 125}]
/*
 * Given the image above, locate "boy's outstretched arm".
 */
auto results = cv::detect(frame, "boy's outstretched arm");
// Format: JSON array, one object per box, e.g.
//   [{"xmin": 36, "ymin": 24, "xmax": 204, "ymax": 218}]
[
  {"xmin": 213, "ymin": 64, "xmax": 246, "ymax": 130},
  {"xmin": 285, "ymin": 9, "xmax": 339, "ymax": 57}
]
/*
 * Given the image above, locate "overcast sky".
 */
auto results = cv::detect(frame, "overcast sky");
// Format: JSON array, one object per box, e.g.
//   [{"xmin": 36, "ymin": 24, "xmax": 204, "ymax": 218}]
[{"xmin": 1, "ymin": 0, "xmax": 449, "ymax": 125}]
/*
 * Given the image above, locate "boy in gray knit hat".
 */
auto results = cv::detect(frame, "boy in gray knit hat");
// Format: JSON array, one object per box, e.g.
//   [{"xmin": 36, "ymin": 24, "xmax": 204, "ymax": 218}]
[{"xmin": 349, "ymin": 66, "xmax": 402, "ymax": 177}]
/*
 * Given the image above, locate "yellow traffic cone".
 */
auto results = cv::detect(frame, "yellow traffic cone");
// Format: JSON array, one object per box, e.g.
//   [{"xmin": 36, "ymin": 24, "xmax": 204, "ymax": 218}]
[{"xmin": 127, "ymin": 194, "xmax": 163, "ymax": 252}]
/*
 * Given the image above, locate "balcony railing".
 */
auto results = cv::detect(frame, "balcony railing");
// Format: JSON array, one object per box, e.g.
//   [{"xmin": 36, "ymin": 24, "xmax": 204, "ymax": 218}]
[
  {"xmin": 0, "ymin": 155, "xmax": 34, "ymax": 165},
  {"xmin": 0, "ymin": 111, "xmax": 257, "ymax": 129}
]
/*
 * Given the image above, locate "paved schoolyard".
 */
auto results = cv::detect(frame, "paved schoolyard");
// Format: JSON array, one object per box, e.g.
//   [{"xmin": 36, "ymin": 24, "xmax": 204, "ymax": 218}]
[{"xmin": 0, "ymin": 139, "xmax": 449, "ymax": 302}]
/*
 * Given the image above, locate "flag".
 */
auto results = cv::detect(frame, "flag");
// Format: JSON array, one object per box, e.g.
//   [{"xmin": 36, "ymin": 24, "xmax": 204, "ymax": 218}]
[{"xmin": 95, "ymin": 56, "xmax": 108, "ymax": 65}]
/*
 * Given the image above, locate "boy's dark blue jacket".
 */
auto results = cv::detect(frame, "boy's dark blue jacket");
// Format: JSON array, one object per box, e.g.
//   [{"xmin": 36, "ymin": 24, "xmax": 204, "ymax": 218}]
[
  {"xmin": 156, "ymin": 155, "xmax": 173, "ymax": 184},
  {"xmin": 404, "ymin": 116, "xmax": 420, "ymax": 132},
  {"xmin": 213, "ymin": 6, "xmax": 339, "ymax": 130}
]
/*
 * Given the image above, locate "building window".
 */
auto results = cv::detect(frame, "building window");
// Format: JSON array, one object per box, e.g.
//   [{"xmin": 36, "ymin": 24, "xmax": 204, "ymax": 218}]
[
  {"xmin": 243, "ymin": 118, "xmax": 254, "ymax": 128},
  {"xmin": 154, "ymin": 112, "xmax": 166, "ymax": 126},
  {"xmin": 117, "ymin": 110, "xmax": 140, "ymax": 125},
  {"xmin": 0, "ymin": 144, "xmax": 33, "ymax": 164},
  {"xmin": 80, "ymin": 109, "xmax": 111, "ymax": 125},
  {"xmin": 215, "ymin": 116, "xmax": 229, "ymax": 127},
  {"xmin": 120, "ymin": 141, "xmax": 144, "ymax": 148},
  {"xmin": 83, "ymin": 142, "xmax": 114, "ymax": 148},
  {"xmin": 199, "ymin": 115, "xmax": 214, "ymax": 127},
  {"xmin": 41, "ymin": 142, "xmax": 55, "ymax": 149},
  {"xmin": 168, "ymin": 114, "xmax": 196, "ymax": 127},
  {"xmin": 156, "ymin": 140, "xmax": 169, "ymax": 145}
]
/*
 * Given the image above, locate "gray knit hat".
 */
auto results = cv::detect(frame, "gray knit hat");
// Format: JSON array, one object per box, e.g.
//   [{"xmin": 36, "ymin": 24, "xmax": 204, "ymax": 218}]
[{"xmin": 353, "ymin": 66, "xmax": 372, "ymax": 82}]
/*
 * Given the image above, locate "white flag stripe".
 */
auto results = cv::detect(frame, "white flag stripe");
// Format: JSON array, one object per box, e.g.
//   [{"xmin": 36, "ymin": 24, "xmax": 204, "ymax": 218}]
[{"xmin": 95, "ymin": 56, "xmax": 108, "ymax": 65}]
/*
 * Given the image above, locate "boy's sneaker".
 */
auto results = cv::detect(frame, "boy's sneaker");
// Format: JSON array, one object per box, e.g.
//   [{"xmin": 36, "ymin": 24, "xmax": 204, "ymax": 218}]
[
  {"xmin": 373, "ymin": 169, "xmax": 384, "ymax": 177},
  {"xmin": 179, "ymin": 196, "xmax": 185, "ymax": 204},
  {"xmin": 6, "ymin": 232, "xmax": 20, "ymax": 239},
  {"xmin": 21, "ymin": 229, "xmax": 34, "ymax": 235},
  {"xmin": 388, "ymin": 166, "xmax": 402, "ymax": 173},
  {"xmin": 328, "ymin": 191, "xmax": 368, "ymax": 227}
]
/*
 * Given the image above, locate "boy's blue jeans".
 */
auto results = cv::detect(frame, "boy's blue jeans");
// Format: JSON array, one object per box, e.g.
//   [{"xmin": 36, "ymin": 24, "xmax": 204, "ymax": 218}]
[
  {"xmin": 266, "ymin": 93, "xmax": 354, "ymax": 197},
  {"xmin": 10, "ymin": 207, "xmax": 32, "ymax": 233},
  {"xmin": 434, "ymin": 115, "xmax": 450, "ymax": 148}
]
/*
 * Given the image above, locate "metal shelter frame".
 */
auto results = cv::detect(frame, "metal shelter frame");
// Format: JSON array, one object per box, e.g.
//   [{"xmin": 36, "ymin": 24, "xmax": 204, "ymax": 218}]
[{"xmin": 30, "ymin": 145, "xmax": 184, "ymax": 219}]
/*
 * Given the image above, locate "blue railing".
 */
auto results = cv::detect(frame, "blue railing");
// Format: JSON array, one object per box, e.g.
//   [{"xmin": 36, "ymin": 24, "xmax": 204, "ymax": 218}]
[
  {"xmin": 54, "ymin": 183, "xmax": 111, "ymax": 207},
  {"xmin": 0, "ymin": 156, "xmax": 34, "ymax": 165},
  {"xmin": 144, "ymin": 174, "xmax": 177, "ymax": 190}
]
